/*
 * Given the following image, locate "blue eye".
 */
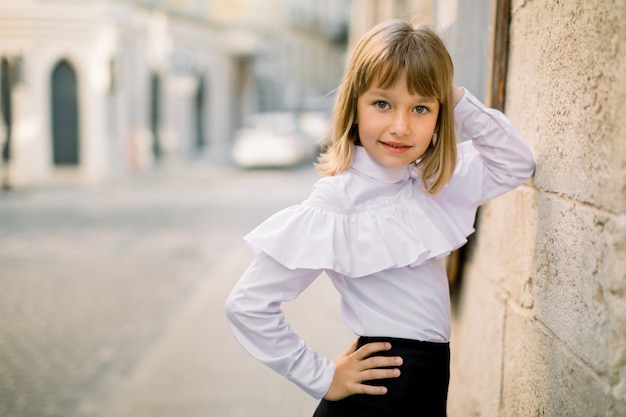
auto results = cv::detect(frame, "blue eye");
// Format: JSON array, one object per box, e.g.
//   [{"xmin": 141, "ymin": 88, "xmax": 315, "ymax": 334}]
[
  {"xmin": 374, "ymin": 101, "xmax": 389, "ymax": 110},
  {"xmin": 414, "ymin": 106, "xmax": 429, "ymax": 114}
]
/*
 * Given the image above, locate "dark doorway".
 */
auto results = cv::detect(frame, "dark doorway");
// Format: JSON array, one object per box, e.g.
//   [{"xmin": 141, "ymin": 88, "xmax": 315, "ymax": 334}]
[
  {"xmin": 1, "ymin": 58, "xmax": 12, "ymax": 164},
  {"xmin": 1, "ymin": 57, "xmax": 12, "ymax": 189},
  {"xmin": 194, "ymin": 75, "xmax": 206, "ymax": 151},
  {"xmin": 51, "ymin": 60, "xmax": 79, "ymax": 165},
  {"xmin": 150, "ymin": 72, "xmax": 161, "ymax": 160}
]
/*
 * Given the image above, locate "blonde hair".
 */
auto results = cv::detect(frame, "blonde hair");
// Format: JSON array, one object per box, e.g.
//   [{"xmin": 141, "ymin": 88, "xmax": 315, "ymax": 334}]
[{"xmin": 316, "ymin": 19, "xmax": 456, "ymax": 195}]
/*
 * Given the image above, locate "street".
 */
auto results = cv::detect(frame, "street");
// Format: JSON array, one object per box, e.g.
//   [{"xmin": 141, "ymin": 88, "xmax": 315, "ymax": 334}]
[{"xmin": 0, "ymin": 160, "xmax": 354, "ymax": 417}]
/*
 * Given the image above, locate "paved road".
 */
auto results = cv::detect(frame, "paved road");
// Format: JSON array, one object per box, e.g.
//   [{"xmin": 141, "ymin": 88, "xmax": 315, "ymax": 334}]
[{"xmin": 0, "ymin": 160, "xmax": 354, "ymax": 417}]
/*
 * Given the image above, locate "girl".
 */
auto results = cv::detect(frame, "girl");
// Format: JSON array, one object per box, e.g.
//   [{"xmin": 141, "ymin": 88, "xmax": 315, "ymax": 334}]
[{"xmin": 225, "ymin": 18, "xmax": 534, "ymax": 416}]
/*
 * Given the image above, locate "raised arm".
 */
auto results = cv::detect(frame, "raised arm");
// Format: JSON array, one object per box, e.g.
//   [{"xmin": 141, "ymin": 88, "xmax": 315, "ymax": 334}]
[{"xmin": 439, "ymin": 88, "xmax": 535, "ymax": 207}]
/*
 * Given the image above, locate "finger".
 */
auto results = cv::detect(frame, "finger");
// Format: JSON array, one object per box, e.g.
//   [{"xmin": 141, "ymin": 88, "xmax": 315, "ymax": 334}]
[
  {"xmin": 354, "ymin": 383, "xmax": 389, "ymax": 396},
  {"xmin": 353, "ymin": 342, "xmax": 392, "ymax": 359},
  {"xmin": 361, "ymin": 354, "xmax": 403, "ymax": 370},
  {"xmin": 360, "ymin": 367, "xmax": 401, "ymax": 382}
]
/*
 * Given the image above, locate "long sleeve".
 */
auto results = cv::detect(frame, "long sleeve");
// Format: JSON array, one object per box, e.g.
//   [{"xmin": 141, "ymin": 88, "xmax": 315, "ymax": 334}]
[
  {"xmin": 224, "ymin": 252, "xmax": 334, "ymax": 399},
  {"xmin": 436, "ymin": 89, "xmax": 535, "ymax": 209}
]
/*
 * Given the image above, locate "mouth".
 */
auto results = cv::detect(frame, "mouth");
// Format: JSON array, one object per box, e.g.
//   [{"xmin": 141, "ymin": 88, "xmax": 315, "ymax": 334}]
[{"xmin": 379, "ymin": 140, "xmax": 412, "ymax": 153}]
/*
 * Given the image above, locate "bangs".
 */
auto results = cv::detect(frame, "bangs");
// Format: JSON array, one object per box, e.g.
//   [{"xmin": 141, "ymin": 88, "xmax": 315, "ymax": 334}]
[
  {"xmin": 377, "ymin": 58, "xmax": 442, "ymax": 100},
  {"xmin": 353, "ymin": 25, "xmax": 451, "ymax": 102}
]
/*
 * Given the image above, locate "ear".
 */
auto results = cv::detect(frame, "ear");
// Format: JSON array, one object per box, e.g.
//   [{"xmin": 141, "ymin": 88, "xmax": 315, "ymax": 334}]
[{"xmin": 435, "ymin": 112, "xmax": 442, "ymax": 133}]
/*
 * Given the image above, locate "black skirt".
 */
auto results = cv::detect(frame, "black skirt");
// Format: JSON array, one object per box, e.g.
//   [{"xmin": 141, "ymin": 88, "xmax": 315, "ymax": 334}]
[{"xmin": 312, "ymin": 336, "xmax": 450, "ymax": 417}]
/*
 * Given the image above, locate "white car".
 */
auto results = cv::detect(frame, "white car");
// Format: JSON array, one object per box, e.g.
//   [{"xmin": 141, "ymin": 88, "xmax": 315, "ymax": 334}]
[{"xmin": 232, "ymin": 112, "xmax": 326, "ymax": 168}]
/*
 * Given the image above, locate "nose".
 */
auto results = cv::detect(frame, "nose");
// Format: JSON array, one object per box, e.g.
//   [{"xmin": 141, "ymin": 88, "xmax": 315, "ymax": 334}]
[{"xmin": 389, "ymin": 112, "xmax": 410, "ymax": 136}]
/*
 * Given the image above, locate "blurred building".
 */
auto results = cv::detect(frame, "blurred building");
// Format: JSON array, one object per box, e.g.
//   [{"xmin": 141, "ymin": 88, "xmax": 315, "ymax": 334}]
[
  {"xmin": 0, "ymin": 0, "xmax": 350, "ymax": 186},
  {"xmin": 348, "ymin": 0, "xmax": 491, "ymax": 102}
]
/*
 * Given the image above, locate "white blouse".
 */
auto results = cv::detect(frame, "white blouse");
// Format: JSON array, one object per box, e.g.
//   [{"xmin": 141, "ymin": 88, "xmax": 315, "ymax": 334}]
[{"xmin": 225, "ymin": 89, "xmax": 535, "ymax": 399}]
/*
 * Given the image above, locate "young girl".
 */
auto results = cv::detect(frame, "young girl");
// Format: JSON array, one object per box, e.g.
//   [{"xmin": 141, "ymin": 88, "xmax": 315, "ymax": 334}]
[{"xmin": 225, "ymin": 18, "xmax": 534, "ymax": 416}]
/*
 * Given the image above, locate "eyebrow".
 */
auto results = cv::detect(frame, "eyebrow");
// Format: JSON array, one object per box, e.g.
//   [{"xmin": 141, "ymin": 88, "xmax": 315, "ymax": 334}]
[{"xmin": 365, "ymin": 88, "xmax": 438, "ymax": 103}]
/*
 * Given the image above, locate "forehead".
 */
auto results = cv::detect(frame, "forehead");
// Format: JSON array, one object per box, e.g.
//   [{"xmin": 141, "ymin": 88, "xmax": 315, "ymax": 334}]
[
  {"xmin": 360, "ymin": 60, "xmax": 440, "ymax": 100},
  {"xmin": 364, "ymin": 70, "xmax": 437, "ymax": 101}
]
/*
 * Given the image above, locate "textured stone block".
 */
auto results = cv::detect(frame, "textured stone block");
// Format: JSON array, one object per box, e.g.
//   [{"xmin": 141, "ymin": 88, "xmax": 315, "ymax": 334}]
[
  {"xmin": 506, "ymin": 0, "xmax": 626, "ymax": 214},
  {"xmin": 534, "ymin": 193, "xmax": 626, "ymax": 381},
  {"xmin": 502, "ymin": 306, "xmax": 612, "ymax": 417},
  {"xmin": 473, "ymin": 186, "xmax": 538, "ymax": 309}
]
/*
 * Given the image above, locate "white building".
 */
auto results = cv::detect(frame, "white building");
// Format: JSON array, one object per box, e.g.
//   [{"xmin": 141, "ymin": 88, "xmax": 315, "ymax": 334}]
[{"xmin": 0, "ymin": 0, "xmax": 350, "ymax": 187}]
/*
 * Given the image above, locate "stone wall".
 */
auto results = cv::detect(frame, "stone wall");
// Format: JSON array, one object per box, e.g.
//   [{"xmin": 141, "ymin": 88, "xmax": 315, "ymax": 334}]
[{"xmin": 448, "ymin": 0, "xmax": 626, "ymax": 416}]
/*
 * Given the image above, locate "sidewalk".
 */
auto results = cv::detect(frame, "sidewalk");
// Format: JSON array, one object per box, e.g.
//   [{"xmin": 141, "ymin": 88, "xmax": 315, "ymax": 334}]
[
  {"xmin": 0, "ymin": 161, "xmax": 354, "ymax": 417},
  {"xmin": 95, "ymin": 162, "xmax": 354, "ymax": 417},
  {"xmin": 100, "ymin": 244, "xmax": 353, "ymax": 417}
]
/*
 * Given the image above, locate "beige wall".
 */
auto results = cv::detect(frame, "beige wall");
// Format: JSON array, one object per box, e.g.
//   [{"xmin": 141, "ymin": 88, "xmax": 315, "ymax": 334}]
[
  {"xmin": 448, "ymin": 0, "xmax": 626, "ymax": 416},
  {"xmin": 347, "ymin": 0, "xmax": 625, "ymax": 414}
]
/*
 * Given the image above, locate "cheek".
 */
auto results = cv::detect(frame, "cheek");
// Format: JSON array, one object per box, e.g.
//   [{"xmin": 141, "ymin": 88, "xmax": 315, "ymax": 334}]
[
  {"xmin": 413, "ymin": 119, "xmax": 437, "ymax": 138},
  {"xmin": 358, "ymin": 119, "xmax": 383, "ymax": 144},
  {"xmin": 355, "ymin": 104, "xmax": 370, "ymax": 127},
  {"xmin": 420, "ymin": 113, "xmax": 439, "ymax": 134},
  {"xmin": 356, "ymin": 114, "xmax": 376, "ymax": 139}
]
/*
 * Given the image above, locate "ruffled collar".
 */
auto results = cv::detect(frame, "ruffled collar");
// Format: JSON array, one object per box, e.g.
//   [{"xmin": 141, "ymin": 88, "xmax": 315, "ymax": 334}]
[{"xmin": 351, "ymin": 146, "xmax": 411, "ymax": 184}]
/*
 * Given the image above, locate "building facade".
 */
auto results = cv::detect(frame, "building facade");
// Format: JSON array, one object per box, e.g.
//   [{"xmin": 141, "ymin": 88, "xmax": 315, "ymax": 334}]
[
  {"xmin": 348, "ymin": 1, "xmax": 626, "ymax": 416},
  {"xmin": 0, "ymin": 0, "xmax": 350, "ymax": 186}
]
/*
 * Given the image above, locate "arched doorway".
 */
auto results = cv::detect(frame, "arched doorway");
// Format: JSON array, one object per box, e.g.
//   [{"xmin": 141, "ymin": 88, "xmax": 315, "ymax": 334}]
[
  {"xmin": 1, "ymin": 58, "xmax": 12, "ymax": 164},
  {"xmin": 51, "ymin": 60, "xmax": 79, "ymax": 165},
  {"xmin": 194, "ymin": 75, "xmax": 206, "ymax": 151},
  {"xmin": 1, "ymin": 57, "xmax": 12, "ymax": 189},
  {"xmin": 150, "ymin": 72, "xmax": 161, "ymax": 160}
]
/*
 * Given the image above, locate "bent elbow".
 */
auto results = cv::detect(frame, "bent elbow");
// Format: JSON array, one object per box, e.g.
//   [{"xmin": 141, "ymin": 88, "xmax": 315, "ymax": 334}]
[
  {"xmin": 224, "ymin": 292, "xmax": 244, "ymax": 327},
  {"xmin": 507, "ymin": 142, "xmax": 536, "ymax": 184},
  {"xmin": 521, "ymin": 144, "xmax": 536, "ymax": 176},
  {"xmin": 527, "ymin": 160, "xmax": 536, "ymax": 180},
  {"xmin": 515, "ymin": 158, "xmax": 535, "ymax": 184},
  {"xmin": 520, "ymin": 153, "xmax": 536, "ymax": 183}
]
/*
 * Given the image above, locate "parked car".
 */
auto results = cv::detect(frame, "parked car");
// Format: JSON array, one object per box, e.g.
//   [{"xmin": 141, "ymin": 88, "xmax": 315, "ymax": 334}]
[{"xmin": 232, "ymin": 112, "xmax": 327, "ymax": 168}]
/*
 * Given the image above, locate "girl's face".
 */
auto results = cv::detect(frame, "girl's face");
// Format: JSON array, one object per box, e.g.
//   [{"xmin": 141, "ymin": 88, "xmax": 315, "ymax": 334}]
[{"xmin": 356, "ymin": 70, "xmax": 440, "ymax": 169}]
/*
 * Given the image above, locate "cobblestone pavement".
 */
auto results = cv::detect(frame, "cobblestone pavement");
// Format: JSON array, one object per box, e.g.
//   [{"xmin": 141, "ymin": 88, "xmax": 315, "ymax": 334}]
[{"xmin": 0, "ymin": 160, "xmax": 354, "ymax": 417}]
